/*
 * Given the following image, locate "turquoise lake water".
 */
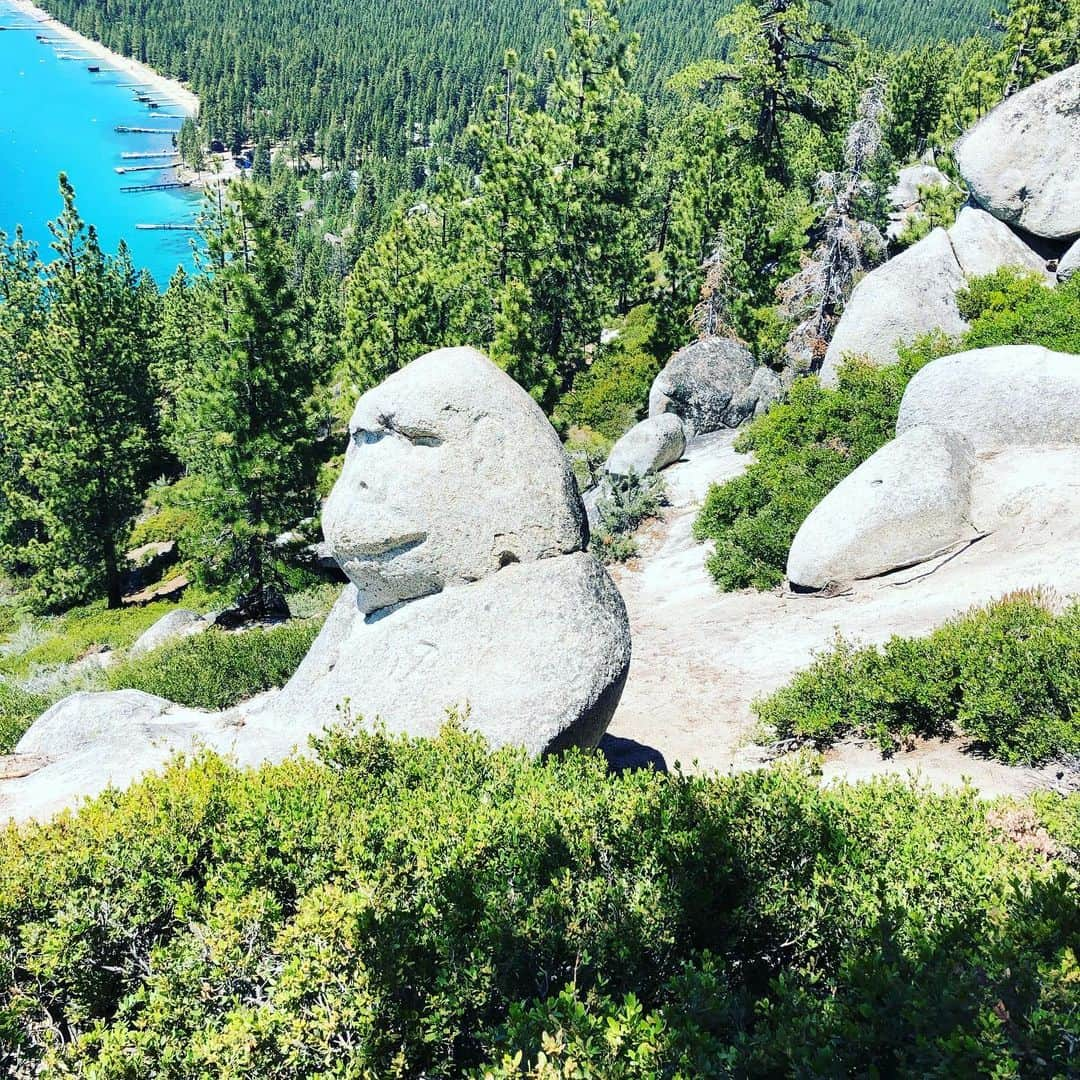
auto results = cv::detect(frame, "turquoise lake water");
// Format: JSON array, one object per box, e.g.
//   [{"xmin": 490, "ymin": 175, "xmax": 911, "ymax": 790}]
[{"xmin": 0, "ymin": 1, "xmax": 199, "ymax": 285}]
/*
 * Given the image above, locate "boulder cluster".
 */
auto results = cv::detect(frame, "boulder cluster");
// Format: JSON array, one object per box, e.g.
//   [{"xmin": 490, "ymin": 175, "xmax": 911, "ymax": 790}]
[
  {"xmin": 821, "ymin": 63, "xmax": 1080, "ymax": 385},
  {"xmin": 601, "ymin": 336, "xmax": 780, "ymax": 481}
]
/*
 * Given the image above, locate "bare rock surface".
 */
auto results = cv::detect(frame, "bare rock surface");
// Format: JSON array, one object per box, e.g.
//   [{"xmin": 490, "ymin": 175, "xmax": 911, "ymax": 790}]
[
  {"xmin": 1057, "ymin": 237, "xmax": 1080, "ymax": 282},
  {"xmin": 956, "ymin": 63, "xmax": 1080, "ymax": 240},
  {"xmin": 129, "ymin": 609, "xmax": 209, "ymax": 658},
  {"xmin": 820, "ymin": 228, "xmax": 967, "ymax": 384},
  {"xmin": 947, "ymin": 206, "xmax": 1051, "ymax": 280},
  {"xmin": 605, "ymin": 414, "xmax": 686, "ymax": 477},
  {"xmin": 786, "ymin": 426, "xmax": 977, "ymax": 590},
  {"xmin": 897, "ymin": 345, "xmax": 1080, "ymax": 452},
  {"xmin": 603, "ymin": 432, "xmax": 1080, "ymax": 796}
]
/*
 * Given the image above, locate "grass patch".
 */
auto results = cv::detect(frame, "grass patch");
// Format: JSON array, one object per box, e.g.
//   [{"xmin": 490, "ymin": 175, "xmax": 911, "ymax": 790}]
[
  {"xmin": 754, "ymin": 592, "xmax": 1080, "ymax": 765},
  {"xmin": 105, "ymin": 619, "xmax": 323, "ymax": 711}
]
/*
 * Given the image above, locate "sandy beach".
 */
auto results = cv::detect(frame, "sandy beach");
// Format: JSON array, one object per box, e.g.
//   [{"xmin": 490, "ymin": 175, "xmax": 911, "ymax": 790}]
[{"xmin": 5, "ymin": 0, "xmax": 199, "ymax": 116}]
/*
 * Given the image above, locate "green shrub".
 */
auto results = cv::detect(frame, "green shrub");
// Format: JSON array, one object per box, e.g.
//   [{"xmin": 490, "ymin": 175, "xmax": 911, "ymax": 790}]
[
  {"xmin": 959, "ymin": 268, "xmax": 1080, "ymax": 354},
  {"xmin": 755, "ymin": 593, "xmax": 1080, "ymax": 764},
  {"xmin": 554, "ymin": 307, "xmax": 665, "ymax": 440},
  {"xmin": 592, "ymin": 472, "xmax": 666, "ymax": 564},
  {"xmin": 105, "ymin": 619, "xmax": 323, "ymax": 710},
  {"xmin": 0, "ymin": 680, "xmax": 50, "ymax": 754},
  {"xmin": 0, "ymin": 728, "xmax": 1076, "ymax": 1076},
  {"xmin": 693, "ymin": 348, "xmax": 940, "ymax": 589}
]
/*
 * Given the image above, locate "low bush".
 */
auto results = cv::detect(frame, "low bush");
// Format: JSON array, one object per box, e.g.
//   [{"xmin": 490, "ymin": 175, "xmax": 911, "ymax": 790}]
[
  {"xmin": 0, "ymin": 726, "xmax": 1077, "ymax": 1076},
  {"xmin": 105, "ymin": 619, "xmax": 323, "ymax": 710},
  {"xmin": 591, "ymin": 472, "xmax": 666, "ymax": 564},
  {"xmin": 696, "ymin": 265, "xmax": 1080, "ymax": 592},
  {"xmin": 755, "ymin": 592, "xmax": 1080, "ymax": 764}
]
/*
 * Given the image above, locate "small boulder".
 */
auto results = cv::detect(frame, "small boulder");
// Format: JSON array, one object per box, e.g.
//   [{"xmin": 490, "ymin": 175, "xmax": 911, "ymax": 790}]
[
  {"xmin": 947, "ymin": 206, "xmax": 1051, "ymax": 280},
  {"xmin": 955, "ymin": 63, "xmax": 1080, "ymax": 240},
  {"xmin": 605, "ymin": 414, "xmax": 686, "ymax": 477},
  {"xmin": 129, "ymin": 609, "xmax": 207, "ymax": 658},
  {"xmin": 787, "ymin": 426, "xmax": 976, "ymax": 590},
  {"xmin": 1058, "ymin": 237, "xmax": 1080, "ymax": 282},
  {"xmin": 648, "ymin": 337, "xmax": 770, "ymax": 435},
  {"xmin": 897, "ymin": 345, "xmax": 1080, "ymax": 453},
  {"xmin": 886, "ymin": 163, "xmax": 951, "ymax": 241},
  {"xmin": 820, "ymin": 229, "xmax": 967, "ymax": 384}
]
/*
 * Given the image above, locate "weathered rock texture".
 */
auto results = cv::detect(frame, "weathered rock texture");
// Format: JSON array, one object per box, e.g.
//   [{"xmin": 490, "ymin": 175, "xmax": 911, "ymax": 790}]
[
  {"xmin": 1058, "ymin": 237, "xmax": 1080, "ymax": 282},
  {"xmin": 955, "ymin": 63, "xmax": 1080, "ymax": 240},
  {"xmin": 649, "ymin": 337, "xmax": 777, "ymax": 435},
  {"xmin": 787, "ymin": 426, "xmax": 976, "ymax": 590},
  {"xmin": 4, "ymin": 348, "xmax": 631, "ymax": 822},
  {"xmin": 324, "ymin": 347, "xmax": 587, "ymax": 615},
  {"xmin": 946, "ymin": 206, "xmax": 1051, "ymax": 281},
  {"xmin": 820, "ymin": 228, "xmax": 967, "ymax": 383},
  {"xmin": 897, "ymin": 345, "xmax": 1080, "ymax": 452},
  {"xmin": 605, "ymin": 414, "xmax": 686, "ymax": 477},
  {"xmin": 821, "ymin": 209, "xmax": 1051, "ymax": 384}
]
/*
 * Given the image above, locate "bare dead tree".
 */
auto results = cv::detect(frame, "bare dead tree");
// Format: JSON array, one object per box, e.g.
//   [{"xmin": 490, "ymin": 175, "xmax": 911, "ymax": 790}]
[{"xmin": 777, "ymin": 80, "xmax": 888, "ymax": 372}]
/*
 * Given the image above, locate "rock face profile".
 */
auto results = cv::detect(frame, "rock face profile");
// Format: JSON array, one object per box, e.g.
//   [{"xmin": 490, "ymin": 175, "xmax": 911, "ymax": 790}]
[
  {"xmin": 787, "ymin": 426, "xmax": 976, "ymax": 590},
  {"xmin": 605, "ymin": 413, "xmax": 686, "ymax": 478},
  {"xmin": 3, "ymin": 347, "xmax": 632, "ymax": 822},
  {"xmin": 956, "ymin": 63, "xmax": 1080, "ymax": 240},
  {"xmin": 648, "ymin": 337, "xmax": 780, "ymax": 435},
  {"xmin": 788, "ymin": 345, "xmax": 1080, "ymax": 590}
]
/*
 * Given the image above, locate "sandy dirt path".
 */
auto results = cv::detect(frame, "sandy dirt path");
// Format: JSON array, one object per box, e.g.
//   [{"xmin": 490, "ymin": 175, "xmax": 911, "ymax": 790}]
[{"xmin": 604, "ymin": 432, "xmax": 1080, "ymax": 798}]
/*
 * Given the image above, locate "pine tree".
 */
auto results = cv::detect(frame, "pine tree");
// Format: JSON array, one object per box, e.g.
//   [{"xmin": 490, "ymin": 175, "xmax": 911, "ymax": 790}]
[
  {"xmin": 0, "ymin": 178, "xmax": 160, "ymax": 610},
  {"xmin": 168, "ymin": 185, "xmax": 326, "ymax": 617}
]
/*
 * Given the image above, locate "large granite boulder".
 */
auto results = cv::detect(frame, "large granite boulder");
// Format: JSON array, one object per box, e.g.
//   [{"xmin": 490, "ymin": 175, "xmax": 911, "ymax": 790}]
[
  {"xmin": 1058, "ymin": 237, "xmax": 1080, "ymax": 282},
  {"xmin": 129, "ymin": 609, "xmax": 209, "ymax": 658},
  {"xmin": 946, "ymin": 206, "xmax": 1051, "ymax": 280},
  {"xmin": 324, "ymin": 347, "xmax": 588, "ymax": 615},
  {"xmin": 955, "ymin": 63, "xmax": 1080, "ymax": 240},
  {"xmin": 604, "ymin": 414, "xmax": 686, "ymax": 478},
  {"xmin": 787, "ymin": 426, "xmax": 976, "ymax": 590},
  {"xmin": 648, "ymin": 337, "xmax": 774, "ymax": 435},
  {"xmin": 821, "ymin": 208, "xmax": 1055, "ymax": 385},
  {"xmin": 242, "ymin": 552, "xmax": 630, "ymax": 759},
  {"xmin": 4, "ymin": 347, "xmax": 632, "ymax": 822},
  {"xmin": 897, "ymin": 345, "xmax": 1080, "ymax": 452},
  {"xmin": 820, "ymin": 229, "xmax": 967, "ymax": 384}
]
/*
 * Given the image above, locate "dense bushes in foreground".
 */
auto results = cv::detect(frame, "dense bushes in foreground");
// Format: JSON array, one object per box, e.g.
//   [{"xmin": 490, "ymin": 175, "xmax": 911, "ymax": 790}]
[
  {"xmin": 1, "ymin": 726, "xmax": 1078, "ymax": 1076},
  {"xmin": 756, "ymin": 592, "xmax": 1080, "ymax": 764},
  {"xmin": 695, "ymin": 269, "xmax": 1080, "ymax": 592}
]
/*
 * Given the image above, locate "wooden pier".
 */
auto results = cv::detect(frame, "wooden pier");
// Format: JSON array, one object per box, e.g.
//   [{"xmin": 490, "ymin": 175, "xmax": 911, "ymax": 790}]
[
  {"xmin": 115, "ymin": 162, "xmax": 179, "ymax": 174},
  {"xmin": 115, "ymin": 126, "xmax": 179, "ymax": 135},
  {"xmin": 120, "ymin": 181, "xmax": 192, "ymax": 193},
  {"xmin": 121, "ymin": 150, "xmax": 181, "ymax": 159},
  {"xmin": 135, "ymin": 223, "xmax": 198, "ymax": 231}
]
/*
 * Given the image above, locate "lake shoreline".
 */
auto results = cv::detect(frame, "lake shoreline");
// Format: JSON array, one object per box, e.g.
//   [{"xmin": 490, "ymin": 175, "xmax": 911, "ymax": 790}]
[{"xmin": 5, "ymin": 0, "xmax": 199, "ymax": 117}]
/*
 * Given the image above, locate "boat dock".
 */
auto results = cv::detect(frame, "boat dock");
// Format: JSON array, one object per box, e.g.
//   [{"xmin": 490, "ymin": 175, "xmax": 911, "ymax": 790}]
[
  {"xmin": 121, "ymin": 150, "xmax": 181, "ymax": 159},
  {"xmin": 135, "ymin": 223, "xmax": 198, "ymax": 231},
  {"xmin": 115, "ymin": 126, "xmax": 179, "ymax": 135},
  {"xmin": 120, "ymin": 181, "xmax": 192, "ymax": 193},
  {"xmin": 115, "ymin": 162, "xmax": 179, "ymax": 174}
]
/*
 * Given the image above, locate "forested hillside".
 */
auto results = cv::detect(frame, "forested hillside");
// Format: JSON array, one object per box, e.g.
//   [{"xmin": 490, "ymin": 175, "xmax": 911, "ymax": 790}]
[{"xmin": 39, "ymin": 0, "xmax": 994, "ymax": 156}]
